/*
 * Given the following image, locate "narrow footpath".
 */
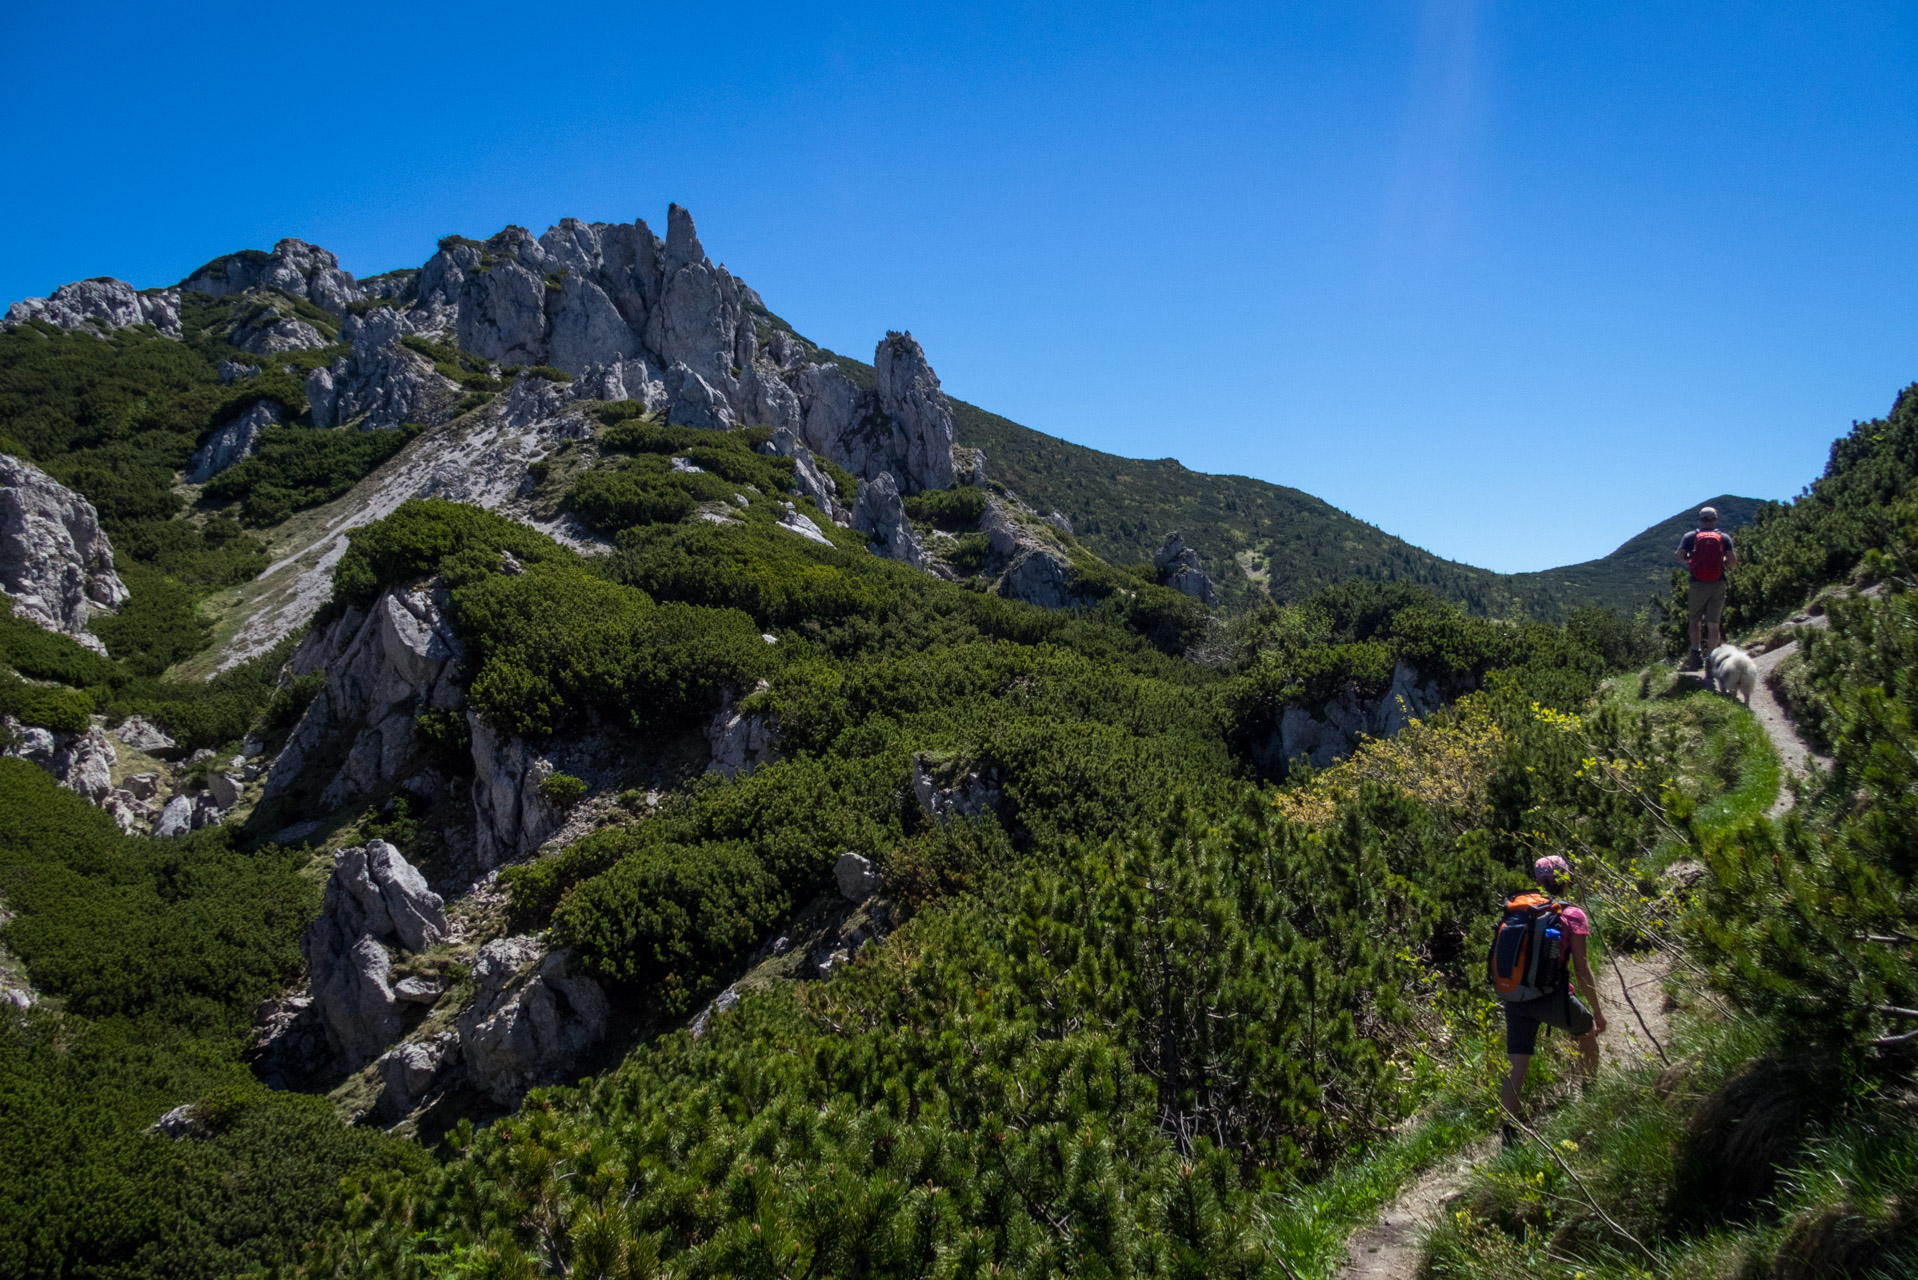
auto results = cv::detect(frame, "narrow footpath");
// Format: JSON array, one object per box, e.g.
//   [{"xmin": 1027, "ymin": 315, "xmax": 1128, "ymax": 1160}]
[
  {"xmin": 1338, "ymin": 953, "xmax": 1673, "ymax": 1279},
  {"xmin": 1338, "ymin": 637, "xmax": 1829, "ymax": 1280}
]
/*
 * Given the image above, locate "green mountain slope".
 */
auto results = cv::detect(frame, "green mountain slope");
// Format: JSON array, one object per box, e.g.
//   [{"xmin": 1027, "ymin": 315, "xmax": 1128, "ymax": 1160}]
[
  {"xmin": 950, "ymin": 400, "xmax": 1534, "ymax": 612},
  {"xmin": 1506, "ymin": 493, "xmax": 1761, "ymax": 617}
]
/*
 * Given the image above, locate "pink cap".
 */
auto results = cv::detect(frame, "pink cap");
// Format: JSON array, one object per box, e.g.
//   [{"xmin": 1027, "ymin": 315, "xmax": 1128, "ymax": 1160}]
[{"xmin": 1533, "ymin": 855, "xmax": 1571, "ymax": 885}]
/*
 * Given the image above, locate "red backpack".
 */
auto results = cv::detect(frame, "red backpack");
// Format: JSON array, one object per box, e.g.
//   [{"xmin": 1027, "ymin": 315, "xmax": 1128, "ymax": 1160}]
[{"xmin": 1690, "ymin": 530, "xmax": 1727, "ymax": 581}]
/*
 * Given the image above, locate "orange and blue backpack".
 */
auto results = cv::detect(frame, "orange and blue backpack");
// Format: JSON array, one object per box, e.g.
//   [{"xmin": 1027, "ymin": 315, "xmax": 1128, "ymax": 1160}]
[{"xmin": 1487, "ymin": 891, "xmax": 1569, "ymax": 1003}]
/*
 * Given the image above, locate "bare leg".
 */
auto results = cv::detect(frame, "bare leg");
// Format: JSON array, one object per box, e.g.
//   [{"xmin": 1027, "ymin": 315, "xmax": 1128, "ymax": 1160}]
[
  {"xmin": 1501, "ymin": 1053, "xmax": 1532, "ymax": 1119},
  {"xmin": 1575, "ymin": 1030, "xmax": 1600, "ymax": 1085},
  {"xmin": 1691, "ymin": 614, "xmax": 1702, "ymax": 653},
  {"xmin": 1707, "ymin": 616, "xmax": 1722, "ymax": 650}
]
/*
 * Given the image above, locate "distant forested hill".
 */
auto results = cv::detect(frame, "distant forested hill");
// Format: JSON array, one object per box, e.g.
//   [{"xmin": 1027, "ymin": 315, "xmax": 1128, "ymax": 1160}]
[
  {"xmin": 949, "ymin": 398, "xmax": 1535, "ymax": 613},
  {"xmin": 1507, "ymin": 494, "xmax": 1762, "ymax": 618}
]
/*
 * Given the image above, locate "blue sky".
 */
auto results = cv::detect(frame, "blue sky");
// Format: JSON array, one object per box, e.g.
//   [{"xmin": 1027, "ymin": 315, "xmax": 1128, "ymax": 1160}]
[{"xmin": 4, "ymin": 2, "xmax": 1914, "ymax": 573}]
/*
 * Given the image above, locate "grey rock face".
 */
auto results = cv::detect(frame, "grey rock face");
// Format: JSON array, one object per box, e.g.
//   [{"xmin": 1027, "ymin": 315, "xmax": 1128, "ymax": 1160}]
[
  {"xmin": 1153, "ymin": 533, "xmax": 1218, "ymax": 607},
  {"xmin": 765, "ymin": 427, "xmax": 842, "ymax": 522},
  {"xmin": 307, "ymin": 308, "xmax": 459, "ymax": 430},
  {"xmin": 265, "ymin": 586, "xmax": 466, "ymax": 812},
  {"xmin": 5, "ymin": 278, "xmax": 182, "ymax": 337},
  {"xmin": 852, "ymin": 472, "xmax": 928, "ymax": 568},
  {"xmin": 152, "ymin": 1104, "xmax": 207, "ymax": 1140},
  {"xmin": 180, "ymin": 239, "xmax": 362, "ymax": 316},
  {"xmin": 1249, "ymin": 661, "xmax": 1458, "ymax": 778},
  {"xmin": 778, "ymin": 504, "xmax": 832, "ymax": 545},
  {"xmin": 835, "ymin": 852, "xmax": 882, "ymax": 903},
  {"xmin": 187, "ymin": 401, "xmax": 279, "ymax": 483},
  {"xmin": 457, "ymin": 939, "xmax": 608, "ymax": 1105},
  {"xmin": 302, "ymin": 840, "xmax": 446, "ymax": 1069},
  {"xmin": 1, "ymin": 454, "xmax": 129, "ymax": 656},
  {"xmin": 706, "ymin": 684, "xmax": 780, "ymax": 779},
  {"xmin": 873, "ymin": 332, "xmax": 957, "ymax": 491},
  {"xmin": 219, "ymin": 360, "xmax": 261, "ymax": 383},
  {"xmin": 468, "ymin": 715, "xmax": 560, "ymax": 870}
]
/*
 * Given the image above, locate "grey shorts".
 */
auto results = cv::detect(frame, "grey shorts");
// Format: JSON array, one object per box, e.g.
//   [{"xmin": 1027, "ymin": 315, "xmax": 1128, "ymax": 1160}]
[
  {"xmin": 1504, "ymin": 990, "xmax": 1595, "ymax": 1055},
  {"xmin": 1689, "ymin": 577, "xmax": 1727, "ymax": 632}
]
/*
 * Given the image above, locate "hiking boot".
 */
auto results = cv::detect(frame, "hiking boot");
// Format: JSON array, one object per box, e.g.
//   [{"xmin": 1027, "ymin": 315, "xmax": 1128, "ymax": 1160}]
[{"xmin": 1682, "ymin": 648, "xmax": 1704, "ymax": 671}]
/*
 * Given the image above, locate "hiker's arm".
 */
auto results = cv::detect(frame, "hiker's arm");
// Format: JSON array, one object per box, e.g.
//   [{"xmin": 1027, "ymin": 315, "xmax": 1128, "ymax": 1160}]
[{"xmin": 1568, "ymin": 935, "xmax": 1608, "ymax": 1032}]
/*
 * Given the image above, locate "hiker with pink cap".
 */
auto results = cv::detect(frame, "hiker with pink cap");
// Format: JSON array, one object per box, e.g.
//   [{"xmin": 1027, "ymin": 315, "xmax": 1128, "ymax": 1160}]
[{"xmin": 1485, "ymin": 854, "xmax": 1608, "ymax": 1146}]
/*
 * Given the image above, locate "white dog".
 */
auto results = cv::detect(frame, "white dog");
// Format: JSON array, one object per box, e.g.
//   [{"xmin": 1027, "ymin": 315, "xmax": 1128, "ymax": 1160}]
[{"xmin": 1708, "ymin": 644, "xmax": 1758, "ymax": 705}]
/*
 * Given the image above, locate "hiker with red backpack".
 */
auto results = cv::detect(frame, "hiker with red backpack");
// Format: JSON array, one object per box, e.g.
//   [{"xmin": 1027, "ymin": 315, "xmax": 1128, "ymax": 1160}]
[
  {"xmin": 1676, "ymin": 505, "xmax": 1736, "ymax": 670},
  {"xmin": 1489, "ymin": 855, "xmax": 1607, "ymax": 1144}
]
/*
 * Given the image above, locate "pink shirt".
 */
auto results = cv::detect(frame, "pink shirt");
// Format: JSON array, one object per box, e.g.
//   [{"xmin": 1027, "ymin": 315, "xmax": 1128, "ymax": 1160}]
[{"xmin": 1559, "ymin": 904, "xmax": 1590, "ymax": 938}]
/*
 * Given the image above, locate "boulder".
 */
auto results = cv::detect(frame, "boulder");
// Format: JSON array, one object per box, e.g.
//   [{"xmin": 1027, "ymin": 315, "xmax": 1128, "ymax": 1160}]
[
  {"xmin": 457, "ymin": 939, "xmax": 608, "ymax": 1105},
  {"xmin": 1, "ymin": 454, "xmax": 129, "ymax": 655},
  {"xmin": 835, "ymin": 852, "xmax": 882, "ymax": 902},
  {"xmin": 205, "ymin": 771, "xmax": 243, "ymax": 809},
  {"xmin": 777, "ymin": 504, "xmax": 832, "ymax": 545},
  {"xmin": 1248, "ymin": 661, "xmax": 1456, "ymax": 777},
  {"xmin": 5, "ymin": 718, "xmax": 117, "ymax": 804},
  {"xmin": 152, "ymin": 1104, "xmax": 207, "ymax": 1140},
  {"xmin": 377, "ymin": 1030, "xmax": 461, "ymax": 1118},
  {"xmin": 114, "ymin": 717, "xmax": 174, "ymax": 753},
  {"xmin": 153, "ymin": 794, "xmax": 195, "ymax": 838},
  {"xmin": 5, "ymin": 278, "xmax": 182, "ymax": 337},
  {"xmin": 219, "ymin": 360, "xmax": 261, "ymax": 383},
  {"xmin": 852, "ymin": 472, "xmax": 928, "ymax": 568},
  {"xmin": 187, "ymin": 401, "xmax": 279, "ymax": 483}
]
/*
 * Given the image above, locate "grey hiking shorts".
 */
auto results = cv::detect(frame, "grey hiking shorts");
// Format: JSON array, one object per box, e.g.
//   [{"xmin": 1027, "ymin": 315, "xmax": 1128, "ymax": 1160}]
[
  {"xmin": 1504, "ymin": 990, "xmax": 1595, "ymax": 1055},
  {"xmin": 1689, "ymin": 577, "xmax": 1727, "ymax": 633}
]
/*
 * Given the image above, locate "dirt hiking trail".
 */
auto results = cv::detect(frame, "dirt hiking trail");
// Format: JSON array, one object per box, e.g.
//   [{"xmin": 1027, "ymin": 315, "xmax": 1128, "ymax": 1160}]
[
  {"xmin": 1337, "ymin": 952, "xmax": 1674, "ymax": 1279},
  {"xmin": 1339, "ymin": 638, "xmax": 1828, "ymax": 1278}
]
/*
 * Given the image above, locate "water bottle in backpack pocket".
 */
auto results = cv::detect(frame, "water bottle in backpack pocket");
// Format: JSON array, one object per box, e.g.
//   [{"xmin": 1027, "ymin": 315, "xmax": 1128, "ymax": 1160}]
[{"xmin": 1488, "ymin": 891, "xmax": 1568, "ymax": 1003}]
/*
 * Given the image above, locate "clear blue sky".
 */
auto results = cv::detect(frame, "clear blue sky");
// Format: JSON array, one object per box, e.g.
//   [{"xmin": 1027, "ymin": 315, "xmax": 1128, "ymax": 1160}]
[{"xmin": 5, "ymin": 2, "xmax": 1914, "ymax": 573}]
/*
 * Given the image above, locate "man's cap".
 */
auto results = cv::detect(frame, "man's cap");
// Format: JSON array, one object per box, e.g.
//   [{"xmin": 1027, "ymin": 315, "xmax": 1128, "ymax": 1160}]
[
  {"xmin": 1699, "ymin": 506, "xmax": 1719, "ymax": 523},
  {"xmin": 1534, "ymin": 854, "xmax": 1571, "ymax": 885}
]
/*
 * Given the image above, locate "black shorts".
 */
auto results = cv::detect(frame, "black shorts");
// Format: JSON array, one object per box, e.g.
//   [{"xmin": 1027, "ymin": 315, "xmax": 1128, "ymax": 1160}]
[{"xmin": 1504, "ymin": 990, "xmax": 1595, "ymax": 1055}]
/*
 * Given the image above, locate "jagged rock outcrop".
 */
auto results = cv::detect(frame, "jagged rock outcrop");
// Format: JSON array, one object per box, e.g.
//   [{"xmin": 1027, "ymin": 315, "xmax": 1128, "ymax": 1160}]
[
  {"xmin": 113, "ymin": 716, "xmax": 174, "ymax": 752},
  {"xmin": 266, "ymin": 586, "xmax": 466, "ymax": 811},
  {"xmin": 980, "ymin": 500, "xmax": 1087, "ymax": 610},
  {"xmin": 1248, "ymin": 661, "xmax": 1459, "ymax": 777},
  {"xmin": 763, "ymin": 427, "xmax": 843, "ymax": 522},
  {"xmin": 852, "ymin": 472, "xmax": 928, "ymax": 568},
  {"xmin": 181, "ymin": 239, "xmax": 361, "ymax": 316},
  {"xmin": 4, "ymin": 278, "xmax": 182, "ymax": 337},
  {"xmin": 219, "ymin": 360, "xmax": 261, "ymax": 383},
  {"xmin": 468, "ymin": 717, "xmax": 562, "ymax": 871},
  {"xmin": 456, "ymin": 936, "xmax": 608, "ymax": 1105},
  {"xmin": 306, "ymin": 308, "xmax": 459, "ymax": 430},
  {"xmin": 873, "ymin": 332, "xmax": 958, "ymax": 491},
  {"xmin": 1153, "ymin": 533, "xmax": 1218, "ymax": 606},
  {"xmin": 1, "ymin": 454, "xmax": 129, "ymax": 656},
  {"xmin": 228, "ymin": 304, "xmax": 327, "ymax": 354},
  {"xmin": 187, "ymin": 401, "xmax": 279, "ymax": 483},
  {"xmin": 302, "ymin": 840, "xmax": 447, "ymax": 1069}
]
